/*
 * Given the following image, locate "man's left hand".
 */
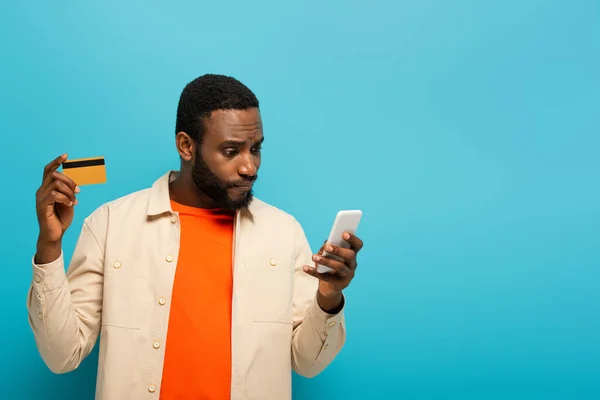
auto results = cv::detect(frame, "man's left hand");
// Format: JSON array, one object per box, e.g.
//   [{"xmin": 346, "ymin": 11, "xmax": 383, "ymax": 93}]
[{"xmin": 303, "ymin": 232, "xmax": 364, "ymax": 308}]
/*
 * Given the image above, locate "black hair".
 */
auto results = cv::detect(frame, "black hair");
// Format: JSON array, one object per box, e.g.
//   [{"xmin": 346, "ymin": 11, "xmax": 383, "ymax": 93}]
[{"xmin": 175, "ymin": 73, "xmax": 260, "ymax": 142}]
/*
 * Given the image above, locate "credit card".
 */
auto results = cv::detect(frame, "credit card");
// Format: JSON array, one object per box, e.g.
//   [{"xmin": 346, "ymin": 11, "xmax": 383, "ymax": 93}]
[{"xmin": 62, "ymin": 157, "xmax": 107, "ymax": 186}]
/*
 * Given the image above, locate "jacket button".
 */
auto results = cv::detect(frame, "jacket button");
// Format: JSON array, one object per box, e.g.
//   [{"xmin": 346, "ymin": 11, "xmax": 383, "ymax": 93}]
[
  {"xmin": 166, "ymin": 255, "xmax": 173, "ymax": 263},
  {"xmin": 158, "ymin": 297, "xmax": 167, "ymax": 306},
  {"xmin": 270, "ymin": 258, "xmax": 277, "ymax": 266},
  {"xmin": 148, "ymin": 384, "xmax": 156, "ymax": 393},
  {"xmin": 113, "ymin": 261, "xmax": 121, "ymax": 269}
]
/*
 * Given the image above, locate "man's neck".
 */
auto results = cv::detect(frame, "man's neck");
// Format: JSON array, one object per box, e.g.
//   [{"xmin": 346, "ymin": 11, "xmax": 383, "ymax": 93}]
[{"xmin": 169, "ymin": 171, "xmax": 218, "ymax": 209}]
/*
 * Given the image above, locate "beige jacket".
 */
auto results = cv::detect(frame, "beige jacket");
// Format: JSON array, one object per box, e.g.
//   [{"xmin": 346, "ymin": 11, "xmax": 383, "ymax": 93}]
[{"xmin": 26, "ymin": 171, "xmax": 346, "ymax": 400}]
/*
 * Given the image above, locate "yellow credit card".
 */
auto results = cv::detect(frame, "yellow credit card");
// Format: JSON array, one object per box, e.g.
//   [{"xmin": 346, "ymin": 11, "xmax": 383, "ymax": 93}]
[{"xmin": 62, "ymin": 157, "xmax": 107, "ymax": 186}]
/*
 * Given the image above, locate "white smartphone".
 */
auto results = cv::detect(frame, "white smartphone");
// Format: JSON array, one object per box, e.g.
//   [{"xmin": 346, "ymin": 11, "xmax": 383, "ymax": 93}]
[{"xmin": 316, "ymin": 210, "xmax": 363, "ymax": 273}]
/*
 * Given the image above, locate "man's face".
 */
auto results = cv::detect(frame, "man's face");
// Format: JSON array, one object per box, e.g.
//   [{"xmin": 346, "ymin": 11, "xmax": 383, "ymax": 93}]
[{"xmin": 191, "ymin": 108, "xmax": 263, "ymax": 210}]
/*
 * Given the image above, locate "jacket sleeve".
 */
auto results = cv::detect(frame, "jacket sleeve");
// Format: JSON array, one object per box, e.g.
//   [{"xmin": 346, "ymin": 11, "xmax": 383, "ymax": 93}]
[
  {"xmin": 26, "ymin": 215, "xmax": 105, "ymax": 374},
  {"xmin": 290, "ymin": 218, "xmax": 347, "ymax": 378}
]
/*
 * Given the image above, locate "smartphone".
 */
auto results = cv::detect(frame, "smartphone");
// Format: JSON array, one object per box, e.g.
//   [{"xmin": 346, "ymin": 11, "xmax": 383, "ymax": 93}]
[{"xmin": 316, "ymin": 210, "xmax": 363, "ymax": 273}]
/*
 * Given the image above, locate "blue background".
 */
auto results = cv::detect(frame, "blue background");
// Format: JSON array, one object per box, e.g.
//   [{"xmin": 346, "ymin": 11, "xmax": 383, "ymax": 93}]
[{"xmin": 1, "ymin": 1, "xmax": 599, "ymax": 399}]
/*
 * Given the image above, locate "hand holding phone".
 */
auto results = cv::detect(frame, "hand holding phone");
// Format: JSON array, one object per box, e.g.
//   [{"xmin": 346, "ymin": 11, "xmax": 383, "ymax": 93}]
[{"xmin": 316, "ymin": 210, "xmax": 363, "ymax": 273}]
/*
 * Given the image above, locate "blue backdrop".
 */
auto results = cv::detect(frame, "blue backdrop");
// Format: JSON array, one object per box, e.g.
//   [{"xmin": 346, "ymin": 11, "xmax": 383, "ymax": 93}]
[{"xmin": 1, "ymin": 1, "xmax": 599, "ymax": 399}]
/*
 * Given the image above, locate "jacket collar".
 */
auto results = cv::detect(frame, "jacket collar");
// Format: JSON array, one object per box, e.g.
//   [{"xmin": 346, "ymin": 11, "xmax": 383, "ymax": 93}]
[{"xmin": 146, "ymin": 171, "xmax": 254, "ymax": 219}]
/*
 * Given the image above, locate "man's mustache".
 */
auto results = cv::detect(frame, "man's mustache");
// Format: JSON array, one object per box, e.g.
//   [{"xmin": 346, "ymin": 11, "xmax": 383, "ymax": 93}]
[{"xmin": 227, "ymin": 176, "xmax": 257, "ymax": 188}]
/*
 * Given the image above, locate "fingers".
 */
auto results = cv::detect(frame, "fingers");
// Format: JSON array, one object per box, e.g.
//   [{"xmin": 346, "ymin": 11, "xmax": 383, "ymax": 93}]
[
  {"xmin": 311, "ymin": 254, "xmax": 349, "ymax": 274},
  {"xmin": 304, "ymin": 235, "xmax": 363, "ymax": 289},
  {"xmin": 303, "ymin": 262, "xmax": 351, "ymax": 284},
  {"xmin": 40, "ymin": 179, "xmax": 77, "ymax": 206},
  {"xmin": 323, "ymin": 244, "xmax": 357, "ymax": 270},
  {"xmin": 42, "ymin": 168, "xmax": 79, "ymax": 195},
  {"xmin": 342, "ymin": 232, "xmax": 364, "ymax": 252},
  {"xmin": 49, "ymin": 171, "xmax": 80, "ymax": 194},
  {"xmin": 302, "ymin": 266, "xmax": 327, "ymax": 281},
  {"xmin": 43, "ymin": 188, "xmax": 74, "ymax": 207},
  {"xmin": 43, "ymin": 154, "xmax": 67, "ymax": 182},
  {"xmin": 54, "ymin": 180, "xmax": 77, "ymax": 204},
  {"xmin": 39, "ymin": 155, "xmax": 80, "ymax": 206}
]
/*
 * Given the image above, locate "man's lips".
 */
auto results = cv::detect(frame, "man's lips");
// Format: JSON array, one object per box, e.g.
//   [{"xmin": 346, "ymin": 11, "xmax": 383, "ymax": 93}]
[{"xmin": 230, "ymin": 184, "xmax": 253, "ymax": 191}]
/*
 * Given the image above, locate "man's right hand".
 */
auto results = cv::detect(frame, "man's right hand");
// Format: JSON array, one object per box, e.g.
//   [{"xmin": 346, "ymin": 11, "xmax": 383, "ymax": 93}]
[{"xmin": 35, "ymin": 154, "xmax": 80, "ymax": 264}]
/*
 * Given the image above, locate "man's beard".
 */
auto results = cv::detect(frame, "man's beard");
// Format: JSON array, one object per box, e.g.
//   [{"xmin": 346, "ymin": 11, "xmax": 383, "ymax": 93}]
[{"xmin": 191, "ymin": 151, "xmax": 256, "ymax": 210}]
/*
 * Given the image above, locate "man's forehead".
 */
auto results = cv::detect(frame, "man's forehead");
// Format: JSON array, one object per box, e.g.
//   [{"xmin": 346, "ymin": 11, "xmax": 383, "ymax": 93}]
[
  {"xmin": 204, "ymin": 109, "xmax": 263, "ymax": 141},
  {"xmin": 209, "ymin": 108, "xmax": 261, "ymax": 125}
]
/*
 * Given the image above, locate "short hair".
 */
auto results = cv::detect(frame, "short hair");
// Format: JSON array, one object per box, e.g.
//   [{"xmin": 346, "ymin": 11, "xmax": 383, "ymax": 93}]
[{"xmin": 175, "ymin": 74, "xmax": 260, "ymax": 142}]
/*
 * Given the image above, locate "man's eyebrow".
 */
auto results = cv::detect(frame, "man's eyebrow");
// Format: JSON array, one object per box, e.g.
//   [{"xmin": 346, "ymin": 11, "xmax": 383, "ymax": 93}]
[{"xmin": 221, "ymin": 137, "xmax": 265, "ymax": 146}]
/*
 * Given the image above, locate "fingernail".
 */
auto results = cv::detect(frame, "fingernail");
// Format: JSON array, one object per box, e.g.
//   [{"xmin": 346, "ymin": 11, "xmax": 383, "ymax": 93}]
[
  {"xmin": 75, "ymin": 186, "xmax": 80, "ymax": 193},
  {"xmin": 343, "ymin": 233, "xmax": 350, "ymax": 240},
  {"xmin": 303, "ymin": 266, "xmax": 309, "ymax": 272},
  {"xmin": 313, "ymin": 255, "xmax": 321, "ymax": 262},
  {"xmin": 325, "ymin": 245, "xmax": 333, "ymax": 252},
  {"xmin": 74, "ymin": 199, "xmax": 78, "ymax": 205}
]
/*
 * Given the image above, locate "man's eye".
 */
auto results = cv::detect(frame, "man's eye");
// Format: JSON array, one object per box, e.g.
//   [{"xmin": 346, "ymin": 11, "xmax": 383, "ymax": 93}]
[
  {"xmin": 223, "ymin": 149, "xmax": 237, "ymax": 157},
  {"xmin": 251, "ymin": 146, "xmax": 262, "ymax": 154}
]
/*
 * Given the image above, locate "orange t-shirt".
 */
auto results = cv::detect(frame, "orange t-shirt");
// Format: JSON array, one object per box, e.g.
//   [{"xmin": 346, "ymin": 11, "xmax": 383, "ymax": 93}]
[{"xmin": 160, "ymin": 200, "xmax": 235, "ymax": 399}]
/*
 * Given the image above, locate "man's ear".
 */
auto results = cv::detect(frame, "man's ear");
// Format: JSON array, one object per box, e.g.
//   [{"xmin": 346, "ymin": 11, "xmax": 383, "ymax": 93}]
[{"xmin": 176, "ymin": 132, "xmax": 196, "ymax": 162}]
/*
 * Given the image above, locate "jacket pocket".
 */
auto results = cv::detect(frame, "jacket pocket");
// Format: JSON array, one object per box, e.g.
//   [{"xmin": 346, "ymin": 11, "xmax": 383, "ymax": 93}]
[
  {"xmin": 246, "ymin": 250, "xmax": 294, "ymax": 324},
  {"xmin": 101, "ymin": 267, "xmax": 149, "ymax": 330}
]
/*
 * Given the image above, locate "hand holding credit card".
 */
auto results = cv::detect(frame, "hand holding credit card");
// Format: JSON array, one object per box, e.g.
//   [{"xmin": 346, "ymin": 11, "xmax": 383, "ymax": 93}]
[
  {"xmin": 61, "ymin": 156, "xmax": 107, "ymax": 186},
  {"xmin": 34, "ymin": 154, "xmax": 107, "ymax": 261}
]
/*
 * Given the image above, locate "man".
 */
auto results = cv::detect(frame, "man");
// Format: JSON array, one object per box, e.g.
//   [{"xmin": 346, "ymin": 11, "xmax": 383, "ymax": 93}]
[{"xmin": 27, "ymin": 74, "xmax": 363, "ymax": 400}]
